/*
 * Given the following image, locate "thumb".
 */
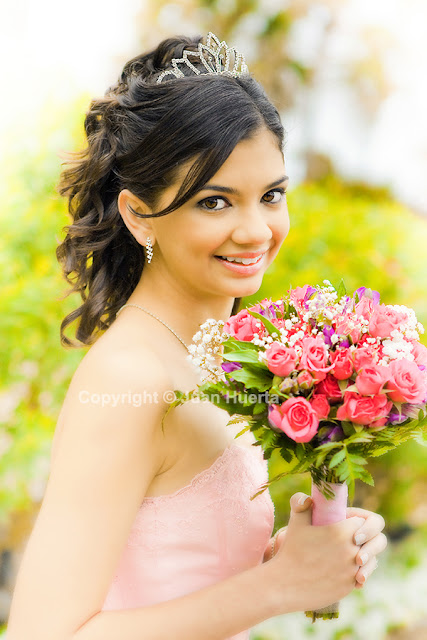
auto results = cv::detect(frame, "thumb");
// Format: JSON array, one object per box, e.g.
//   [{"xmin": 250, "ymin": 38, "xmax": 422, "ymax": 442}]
[{"xmin": 288, "ymin": 492, "xmax": 313, "ymax": 527}]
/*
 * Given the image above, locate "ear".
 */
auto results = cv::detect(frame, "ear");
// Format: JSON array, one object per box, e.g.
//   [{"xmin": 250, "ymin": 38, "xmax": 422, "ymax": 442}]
[{"xmin": 118, "ymin": 189, "xmax": 155, "ymax": 248}]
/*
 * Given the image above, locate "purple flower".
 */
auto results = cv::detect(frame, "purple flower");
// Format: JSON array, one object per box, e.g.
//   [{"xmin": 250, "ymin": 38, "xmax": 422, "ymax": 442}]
[
  {"xmin": 387, "ymin": 412, "xmax": 408, "ymax": 425},
  {"xmin": 339, "ymin": 338, "xmax": 350, "ymax": 348},
  {"xmin": 221, "ymin": 361, "xmax": 242, "ymax": 373},
  {"xmin": 258, "ymin": 299, "xmax": 278, "ymax": 319},
  {"xmin": 322, "ymin": 325, "xmax": 335, "ymax": 346},
  {"xmin": 303, "ymin": 286, "xmax": 317, "ymax": 307},
  {"xmin": 355, "ymin": 286, "xmax": 380, "ymax": 305},
  {"xmin": 317, "ymin": 424, "xmax": 344, "ymax": 442}
]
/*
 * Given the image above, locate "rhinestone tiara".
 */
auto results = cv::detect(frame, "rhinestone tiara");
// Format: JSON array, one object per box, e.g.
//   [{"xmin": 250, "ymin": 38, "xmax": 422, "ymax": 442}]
[{"xmin": 156, "ymin": 31, "xmax": 249, "ymax": 84}]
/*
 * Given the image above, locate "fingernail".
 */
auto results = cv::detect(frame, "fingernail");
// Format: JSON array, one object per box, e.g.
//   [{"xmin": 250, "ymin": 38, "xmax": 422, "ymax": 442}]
[
  {"xmin": 360, "ymin": 570, "xmax": 367, "ymax": 582},
  {"xmin": 298, "ymin": 495, "xmax": 310, "ymax": 506},
  {"xmin": 355, "ymin": 533, "xmax": 366, "ymax": 545},
  {"xmin": 360, "ymin": 552, "xmax": 369, "ymax": 566}
]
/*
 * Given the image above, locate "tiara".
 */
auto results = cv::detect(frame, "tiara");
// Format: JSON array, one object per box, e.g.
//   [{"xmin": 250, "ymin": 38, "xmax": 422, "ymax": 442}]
[{"xmin": 156, "ymin": 32, "xmax": 249, "ymax": 84}]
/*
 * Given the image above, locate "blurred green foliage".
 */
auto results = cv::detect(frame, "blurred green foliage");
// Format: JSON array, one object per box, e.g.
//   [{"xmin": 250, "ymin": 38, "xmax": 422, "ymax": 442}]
[{"xmin": 1, "ymin": 99, "xmax": 426, "ymax": 557}]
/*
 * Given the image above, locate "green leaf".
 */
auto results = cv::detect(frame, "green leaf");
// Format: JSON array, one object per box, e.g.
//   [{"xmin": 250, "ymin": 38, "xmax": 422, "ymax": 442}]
[
  {"xmin": 222, "ymin": 349, "xmax": 267, "ymax": 367},
  {"xmin": 253, "ymin": 402, "xmax": 266, "ymax": 415},
  {"xmin": 413, "ymin": 430, "xmax": 427, "ymax": 447},
  {"xmin": 227, "ymin": 366, "xmax": 273, "ymax": 391},
  {"xmin": 336, "ymin": 278, "xmax": 347, "ymax": 299},
  {"xmin": 357, "ymin": 469, "xmax": 375, "ymax": 486},
  {"xmin": 328, "ymin": 449, "xmax": 346, "ymax": 469},
  {"xmin": 246, "ymin": 309, "xmax": 279, "ymax": 336}
]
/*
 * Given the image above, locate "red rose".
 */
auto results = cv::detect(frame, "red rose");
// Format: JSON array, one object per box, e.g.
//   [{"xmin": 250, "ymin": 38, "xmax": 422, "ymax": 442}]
[
  {"xmin": 353, "ymin": 345, "xmax": 378, "ymax": 373},
  {"xmin": 337, "ymin": 391, "xmax": 392, "ymax": 426},
  {"xmin": 315, "ymin": 374, "xmax": 343, "ymax": 404},
  {"xmin": 330, "ymin": 348, "xmax": 354, "ymax": 380},
  {"xmin": 309, "ymin": 394, "xmax": 330, "ymax": 419},
  {"xmin": 268, "ymin": 397, "xmax": 319, "ymax": 443}
]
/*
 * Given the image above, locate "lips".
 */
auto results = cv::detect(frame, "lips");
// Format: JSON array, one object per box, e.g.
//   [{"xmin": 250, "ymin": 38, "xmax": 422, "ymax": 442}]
[{"xmin": 214, "ymin": 252, "xmax": 266, "ymax": 275}]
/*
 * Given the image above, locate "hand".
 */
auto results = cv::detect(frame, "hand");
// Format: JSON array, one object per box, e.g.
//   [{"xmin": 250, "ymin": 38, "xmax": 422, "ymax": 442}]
[
  {"xmin": 263, "ymin": 526, "xmax": 288, "ymax": 563},
  {"xmin": 267, "ymin": 492, "xmax": 367, "ymax": 615},
  {"xmin": 346, "ymin": 506, "xmax": 388, "ymax": 589}
]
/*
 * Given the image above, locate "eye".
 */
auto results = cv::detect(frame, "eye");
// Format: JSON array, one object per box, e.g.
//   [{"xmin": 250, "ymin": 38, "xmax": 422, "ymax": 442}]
[
  {"xmin": 198, "ymin": 196, "xmax": 229, "ymax": 212},
  {"xmin": 262, "ymin": 188, "xmax": 287, "ymax": 204},
  {"xmin": 197, "ymin": 187, "xmax": 287, "ymax": 212}
]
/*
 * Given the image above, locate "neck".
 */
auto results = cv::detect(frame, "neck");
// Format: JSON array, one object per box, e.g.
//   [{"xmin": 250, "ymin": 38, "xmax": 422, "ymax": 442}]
[{"xmin": 125, "ymin": 270, "xmax": 237, "ymax": 349}]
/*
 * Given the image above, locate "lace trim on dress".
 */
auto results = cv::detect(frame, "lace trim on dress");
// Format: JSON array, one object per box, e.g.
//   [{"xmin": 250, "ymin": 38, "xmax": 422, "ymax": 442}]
[{"xmin": 142, "ymin": 442, "xmax": 256, "ymax": 503}]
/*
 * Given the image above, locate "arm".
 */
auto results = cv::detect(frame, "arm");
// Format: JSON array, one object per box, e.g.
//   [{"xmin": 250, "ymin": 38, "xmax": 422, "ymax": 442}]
[
  {"xmin": 72, "ymin": 562, "xmax": 279, "ymax": 640},
  {"xmin": 6, "ymin": 343, "xmax": 178, "ymax": 640}
]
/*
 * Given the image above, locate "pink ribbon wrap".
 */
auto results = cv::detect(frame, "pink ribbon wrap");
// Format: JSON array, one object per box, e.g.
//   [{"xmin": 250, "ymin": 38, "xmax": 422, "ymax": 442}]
[
  {"xmin": 306, "ymin": 479, "xmax": 349, "ymax": 620},
  {"xmin": 311, "ymin": 480, "xmax": 348, "ymax": 525}
]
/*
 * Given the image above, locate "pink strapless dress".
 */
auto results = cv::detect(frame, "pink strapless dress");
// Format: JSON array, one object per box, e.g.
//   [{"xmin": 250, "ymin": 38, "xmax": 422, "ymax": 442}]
[{"xmin": 101, "ymin": 440, "xmax": 275, "ymax": 640}]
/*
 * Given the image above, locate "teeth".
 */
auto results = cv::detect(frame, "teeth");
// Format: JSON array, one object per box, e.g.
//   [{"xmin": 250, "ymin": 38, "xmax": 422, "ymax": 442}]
[{"xmin": 221, "ymin": 255, "xmax": 262, "ymax": 264}]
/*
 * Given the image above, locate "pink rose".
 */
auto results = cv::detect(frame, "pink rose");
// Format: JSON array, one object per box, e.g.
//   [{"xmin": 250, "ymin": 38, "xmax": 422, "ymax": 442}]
[
  {"xmin": 410, "ymin": 341, "xmax": 427, "ymax": 368},
  {"xmin": 265, "ymin": 343, "xmax": 298, "ymax": 377},
  {"xmin": 268, "ymin": 397, "xmax": 319, "ymax": 443},
  {"xmin": 334, "ymin": 316, "xmax": 362, "ymax": 344},
  {"xmin": 369, "ymin": 304, "xmax": 408, "ymax": 339},
  {"xmin": 355, "ymin": 297, "xmax": 374, "ymax": 320},
  {"xmin": 289, "ymin": 285, "xmax": 315, "ymax": 311},
  {"xmin": 299, "ymin": 336, "xmax": 334, "ymax": 381},
  {"xmin": 309, "ymin": 394, "xmax": 330, "ymax": 419},
  {"xmin": 223, "ymin": 310, "xmax": 265, "ymax": 342},
  {"xmin": 356, "ymin": 364, "xmax": 390, "ymax": 395},
  {"xmin": 353, "ymin": 344, "xmax": 378, "ymax": 372},
  {"xmin": 330, "ymin": 348, "xmax": 354, "ymax": 380},
  {"xmin": 386, "ymin": 359, "xmax": 427, "ymax": 404},
  {"xmin": 315, "ymin": 374, "xmax": 343, "ymax": 403},
  {"xmin": 297, "ymin": 370, "xmax": 314, "ymax": 389},
  {"xmin": 337, "ymin": 391, "xmax": 393, "ymax": 425}
]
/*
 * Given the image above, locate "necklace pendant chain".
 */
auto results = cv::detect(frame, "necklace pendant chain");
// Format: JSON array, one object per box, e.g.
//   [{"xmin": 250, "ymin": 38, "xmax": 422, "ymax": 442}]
[{"xmin": 116, "ymin": 304, "xmax": 190, "ymax": 351}]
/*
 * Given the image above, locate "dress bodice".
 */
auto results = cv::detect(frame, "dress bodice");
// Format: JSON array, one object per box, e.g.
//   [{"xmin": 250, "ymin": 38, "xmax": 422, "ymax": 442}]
[{"xmin": 101, "ymin": 440, "xmax": 275, "ymax": 640}]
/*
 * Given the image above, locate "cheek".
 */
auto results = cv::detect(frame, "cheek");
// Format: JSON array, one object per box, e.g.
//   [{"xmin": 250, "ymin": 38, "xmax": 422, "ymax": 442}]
[{"xmin": 269, "ymin": 210, "xmax": 290, "ymax": 254}]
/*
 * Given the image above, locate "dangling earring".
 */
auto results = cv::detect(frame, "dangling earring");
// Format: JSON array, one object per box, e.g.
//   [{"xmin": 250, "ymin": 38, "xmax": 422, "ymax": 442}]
[{"xmin": 145, "ymin": 236, "xmax": 153, "ymax": 264}]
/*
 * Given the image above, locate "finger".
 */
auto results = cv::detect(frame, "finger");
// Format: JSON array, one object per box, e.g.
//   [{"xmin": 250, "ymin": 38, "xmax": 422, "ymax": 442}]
[
  {"xmin": 348, "ymin": 510, "xmax": 386, "ymax": 546},
  {"xmin": 355, "ymin": 532, "xmax": 388, "ymax": 567},
  {"xmin": 288, "ymin": 493, "xmax": 313, "ymax": 528},
  {"xmin": 355, "ymin": 556, "xmax": 378, "ymax": 585},
  {"xmin": 292, "ymin": 493, "xmax": 313, "ymax": 512}
]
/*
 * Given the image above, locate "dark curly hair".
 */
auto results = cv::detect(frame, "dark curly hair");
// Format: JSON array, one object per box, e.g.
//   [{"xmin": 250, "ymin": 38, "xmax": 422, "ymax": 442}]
[{"xmin": 56, "ymin": 34, "xmax": 285, "ymax": 348}]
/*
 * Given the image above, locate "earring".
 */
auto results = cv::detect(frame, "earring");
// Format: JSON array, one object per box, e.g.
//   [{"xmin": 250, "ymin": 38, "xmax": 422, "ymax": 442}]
[{"xmin": 145, "ymin": 236, "xmax": 153, "ymax": 263}]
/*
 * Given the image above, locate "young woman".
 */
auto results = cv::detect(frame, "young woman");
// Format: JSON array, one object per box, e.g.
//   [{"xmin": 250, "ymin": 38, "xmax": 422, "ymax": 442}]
[{"xmin": 7, "ymin": 33, "xmax": 387, "ymax": 640}]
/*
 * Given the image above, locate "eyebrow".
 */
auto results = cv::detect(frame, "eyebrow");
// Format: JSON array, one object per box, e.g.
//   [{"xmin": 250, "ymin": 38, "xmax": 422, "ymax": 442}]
[{"xmin": 198, "ymin": 175, "xmax": 289, "ymax": 196}]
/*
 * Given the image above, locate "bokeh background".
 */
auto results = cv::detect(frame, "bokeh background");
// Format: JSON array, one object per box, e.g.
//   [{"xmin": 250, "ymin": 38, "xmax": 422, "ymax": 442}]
[{"xmin": 1, "ymin": 1, "xmax": 427, "ymax": 638}]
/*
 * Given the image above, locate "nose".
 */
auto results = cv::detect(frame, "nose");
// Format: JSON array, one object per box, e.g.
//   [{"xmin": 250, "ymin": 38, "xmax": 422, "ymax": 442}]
[{"xmin": 230, "ymin": 204, "xmax": 274, "ymax": 247}]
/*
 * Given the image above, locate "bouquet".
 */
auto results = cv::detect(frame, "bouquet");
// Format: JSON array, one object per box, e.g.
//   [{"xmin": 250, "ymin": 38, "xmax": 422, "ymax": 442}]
[{"xmin": 164, "ymin": 280, "xmax": 427, "ymax": 621}]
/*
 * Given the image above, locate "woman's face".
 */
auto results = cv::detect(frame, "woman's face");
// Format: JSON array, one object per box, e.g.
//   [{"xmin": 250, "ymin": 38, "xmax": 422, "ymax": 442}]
[{"xmin": 146, "ymin": 126, "xmax": 290, "ymax": 301}]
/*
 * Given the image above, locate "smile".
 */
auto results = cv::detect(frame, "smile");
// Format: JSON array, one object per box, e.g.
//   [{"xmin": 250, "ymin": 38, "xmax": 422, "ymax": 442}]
[{"xmin": 214, "ymin": 252, "xmax": 266, "ymax": 274}]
